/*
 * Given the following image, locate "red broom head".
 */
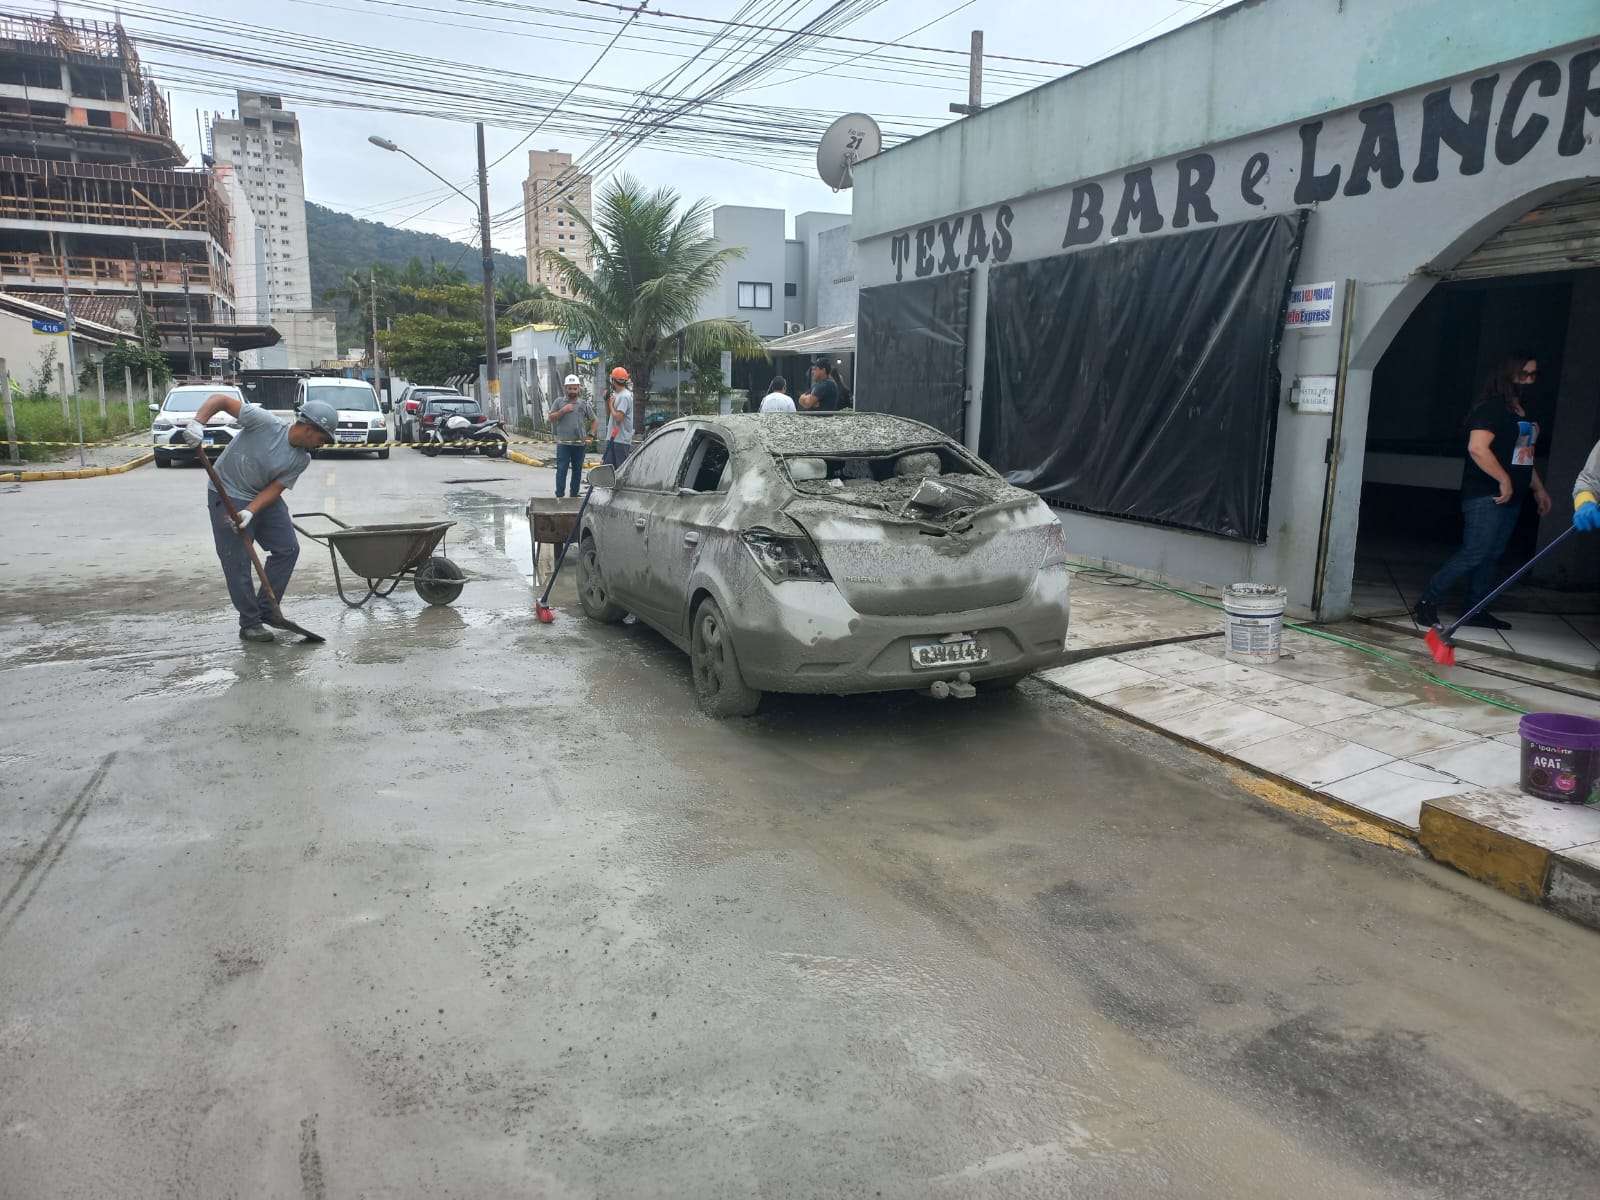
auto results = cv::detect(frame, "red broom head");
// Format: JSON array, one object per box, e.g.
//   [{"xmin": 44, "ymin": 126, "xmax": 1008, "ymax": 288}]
[
  {"xmin": 1423, "ymin": 626, "xmax": 1456, "ymax": 667},
  {"xmin": 536, "ymin": 603, "xmax": 555, "ymax": 625}
]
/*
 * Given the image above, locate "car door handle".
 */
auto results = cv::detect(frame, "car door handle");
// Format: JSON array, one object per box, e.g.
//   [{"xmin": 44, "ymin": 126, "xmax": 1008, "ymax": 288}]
[
  {"xmin": 635, "ymin": 517, "xmax": 647, "ymax": 530},
  {"xmin": 683, "ymin": 531, "xmax": 700, "ymax": 546}
]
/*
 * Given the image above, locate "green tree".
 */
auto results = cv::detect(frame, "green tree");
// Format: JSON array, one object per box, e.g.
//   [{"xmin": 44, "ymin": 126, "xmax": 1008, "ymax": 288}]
[
  {"xmin": 377, "ymin": 314, "xmax": 508, "ymax": 384},
  {"xmin": 504, "ymin": 175, "xmax": 766, "ymax": 435},
  {"xmin": 81, "ymin": 341, "xmax": 170, "ymax": 390},
  {"xmin": 495, "ymin": 274, "xmax": 549, "ymax": 315}
]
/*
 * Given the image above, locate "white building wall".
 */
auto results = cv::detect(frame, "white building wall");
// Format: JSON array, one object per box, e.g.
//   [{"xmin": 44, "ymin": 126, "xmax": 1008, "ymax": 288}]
[
  {"xmin": 793, "ymin": 211, "xmax": 851, "ymax": 327},
  {"xmin": 695, "ymin": 206, "xmax": 786, "ymax": 340},
  {"xmin": 816, "ymin": 225, "xmax": 858, "ymax": 327}
]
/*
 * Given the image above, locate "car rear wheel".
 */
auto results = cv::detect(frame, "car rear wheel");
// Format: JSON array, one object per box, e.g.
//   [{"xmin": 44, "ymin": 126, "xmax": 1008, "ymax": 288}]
[
  {"xmin": 154, "ymin": 453, "xmax": 171, "ymax": 468},
  {"xmin": 377, "ymin": 448, "xmax": 390, "ymax": 460},
  {"xmin": 691, "ymin": 597, "xmax": 761, "ymax": 718},
  {"xmin": 576, "ymin": 536, "xmax": 626, "ymax": 624}
]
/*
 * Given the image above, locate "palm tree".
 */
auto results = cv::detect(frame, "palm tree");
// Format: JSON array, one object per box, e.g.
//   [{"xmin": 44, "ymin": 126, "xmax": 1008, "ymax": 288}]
[
  {"xmin": 504, "ymin": 175, "xmax": 766, "ymax": 435},
  {"xmin": 495, "ymin": 274, "xmax": 549, "ymax": 313}
]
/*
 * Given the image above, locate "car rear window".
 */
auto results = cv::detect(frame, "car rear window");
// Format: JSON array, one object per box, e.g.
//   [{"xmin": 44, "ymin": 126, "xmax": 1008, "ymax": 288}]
[
  {"xmin": 427, "ymin": 399, "xmax": 480, "ymax": 414},
  {"xmin": 746, "ymin": 413, "xmax": 946, "ymax": 456}
]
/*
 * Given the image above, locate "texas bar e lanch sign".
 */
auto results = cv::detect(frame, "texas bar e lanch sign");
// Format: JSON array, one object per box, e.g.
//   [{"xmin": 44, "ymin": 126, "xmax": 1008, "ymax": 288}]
[
  {"xmin": 869, "ymin": 43, "xmax": 1600, "ymax": 287},
  {"xmin": 1285, "ymin": 281, "xmax": 1337, "ymax": 327}
]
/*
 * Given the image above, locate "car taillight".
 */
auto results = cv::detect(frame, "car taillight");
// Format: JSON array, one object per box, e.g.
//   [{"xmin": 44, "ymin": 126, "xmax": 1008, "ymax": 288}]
[
  {"xmin": 405, "ymin": 400, "xmax": 420, "ymax": 413},
  {"xmin": 422, "ymin": 415, "xmax": 435, "ymax": 425},
  {"xmin": 740, "ymin": 528, "xmax": 831, "ymax": 583},
  {"xmin": 1041, "ymin": 521, "xmax": 1070, "ymax": 569},
  {"xmin": 472, "ymin": 415, "xmax": 485, "ymax": 423}
]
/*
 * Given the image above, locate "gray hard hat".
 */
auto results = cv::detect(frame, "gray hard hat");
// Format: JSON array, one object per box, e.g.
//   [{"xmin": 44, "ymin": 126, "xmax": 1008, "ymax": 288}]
[{"xmin": 297, "ymin": 399, "xmax": 338, "ymax": 439}]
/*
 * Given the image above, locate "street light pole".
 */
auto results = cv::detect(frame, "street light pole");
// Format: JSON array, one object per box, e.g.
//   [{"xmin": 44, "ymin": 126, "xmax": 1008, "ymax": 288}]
[{"xmin": 368, "ymin": 130, "xmax": 499, "ymax": 418}]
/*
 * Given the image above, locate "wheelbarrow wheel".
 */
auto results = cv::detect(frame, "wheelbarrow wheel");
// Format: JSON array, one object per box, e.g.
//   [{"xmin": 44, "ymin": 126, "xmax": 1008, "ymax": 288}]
[{"xmin": 414, "ymin": 556, "xmax": 466, "ymax": 606}]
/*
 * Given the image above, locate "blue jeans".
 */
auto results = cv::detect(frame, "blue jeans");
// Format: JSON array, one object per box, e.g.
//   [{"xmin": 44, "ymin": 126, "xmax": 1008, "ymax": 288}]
[
  {"xmin": 209, "ymin": 490, "xmax": 298, "ymax": 628},
  {"xmin": 1421, "ymin": 494, "xmax": 1523, "ymax": 611},
  {"xmin": 554, "ymin": 442, "xmax": 584, "ymax": 497}
]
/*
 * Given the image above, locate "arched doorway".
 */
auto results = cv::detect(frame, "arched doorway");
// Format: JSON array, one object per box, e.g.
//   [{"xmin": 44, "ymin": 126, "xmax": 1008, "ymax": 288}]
[{"xmin": 1349, "ymin": 182, "xmax": 1600, "ymax": 669}]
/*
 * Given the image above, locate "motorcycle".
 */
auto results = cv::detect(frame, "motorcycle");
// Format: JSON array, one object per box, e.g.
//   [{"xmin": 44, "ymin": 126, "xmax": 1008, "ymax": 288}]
[{"xmin": 422, "ymin": 413, "xmax": 510, "ymax": 457}]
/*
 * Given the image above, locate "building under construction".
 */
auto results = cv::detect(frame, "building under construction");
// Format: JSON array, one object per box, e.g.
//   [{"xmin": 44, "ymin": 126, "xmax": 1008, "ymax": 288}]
[{"xmin": 0, "ymin": 12, "xmax": 276, "ymax": 372}]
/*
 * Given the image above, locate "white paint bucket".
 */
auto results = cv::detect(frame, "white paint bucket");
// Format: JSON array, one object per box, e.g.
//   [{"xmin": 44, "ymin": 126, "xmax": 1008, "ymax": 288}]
[{"xmin": 1223, "ymin": 583, "xmax": 1287, "ymax": 664}]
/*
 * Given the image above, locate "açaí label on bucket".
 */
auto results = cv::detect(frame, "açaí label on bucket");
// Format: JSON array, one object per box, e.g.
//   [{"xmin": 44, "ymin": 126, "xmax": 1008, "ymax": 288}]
[{"xmin": 1523, "ymin": 740, "xmax": 1600, "ymax": 805}]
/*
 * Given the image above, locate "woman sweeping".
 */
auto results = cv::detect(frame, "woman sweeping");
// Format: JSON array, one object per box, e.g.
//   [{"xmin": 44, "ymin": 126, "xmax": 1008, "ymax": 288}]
[{"xmin": 1412, "ymin": 353, "xmax": 1553, "ymax": 633}]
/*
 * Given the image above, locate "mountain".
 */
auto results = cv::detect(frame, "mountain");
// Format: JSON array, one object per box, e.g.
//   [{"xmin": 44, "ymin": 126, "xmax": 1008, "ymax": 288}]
[{"xmin": 304, "ymin": 201, "xmax": 527, "ymax": 349}]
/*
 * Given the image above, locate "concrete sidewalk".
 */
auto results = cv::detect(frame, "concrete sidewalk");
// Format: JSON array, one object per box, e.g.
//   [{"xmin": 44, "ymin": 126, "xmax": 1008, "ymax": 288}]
[{"xmin": 1043, "ymin": 564, "xmax": 1600, "ymax": 929}]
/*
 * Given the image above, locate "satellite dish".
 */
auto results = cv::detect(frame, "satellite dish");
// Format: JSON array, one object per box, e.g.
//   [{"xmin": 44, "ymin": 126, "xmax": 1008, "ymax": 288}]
[
  {"xmin": 817, "ymin": 113, "xmax": 881, "ymax": 191},
  {"xmin": 113, "ymin": 307, "xmax": 138, "ymax": 331}
]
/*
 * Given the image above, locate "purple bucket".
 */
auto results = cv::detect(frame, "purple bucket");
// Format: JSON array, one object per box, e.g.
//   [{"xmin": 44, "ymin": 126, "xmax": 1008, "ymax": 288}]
[{"xmin": 1519, "ymin": 712, "xmax": 1600, "ymax": 805}]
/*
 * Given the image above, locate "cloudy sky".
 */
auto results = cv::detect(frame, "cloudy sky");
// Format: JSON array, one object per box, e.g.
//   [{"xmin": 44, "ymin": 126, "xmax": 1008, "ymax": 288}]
[{"xmin": 35, "ymin": 0, "xmax": 1224, "ymax": 249}]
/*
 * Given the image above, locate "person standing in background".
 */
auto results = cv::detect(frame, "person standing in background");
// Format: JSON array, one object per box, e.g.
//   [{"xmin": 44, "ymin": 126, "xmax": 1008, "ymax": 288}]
[
  {"xmin": 549, "ymin": 374, "xmax": 596, "ymax": 498},
  {"xmin": 797, "ymin": 358, "xmax": 840, "ymax": 411},
  {"xmin": 759, "ymin": 376, "xmax": 795, "ymax": 413},
  {"xmin": 603, "ymin": 366, "xmax": 633, "ymax": 468},
  {"xmin": 1412, "ymin": 353, "xmax": 1553, "ymax": 632}
]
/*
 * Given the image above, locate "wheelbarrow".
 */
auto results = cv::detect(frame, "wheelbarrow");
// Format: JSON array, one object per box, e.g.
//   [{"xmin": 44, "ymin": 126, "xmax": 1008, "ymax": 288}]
[
  {"xmin": 292, "ymin": 512, "xmax": 468, "ymax": 608},
  {"xmin": 525, "ymin": 496, "xmax": 584, "ymax": 589}
]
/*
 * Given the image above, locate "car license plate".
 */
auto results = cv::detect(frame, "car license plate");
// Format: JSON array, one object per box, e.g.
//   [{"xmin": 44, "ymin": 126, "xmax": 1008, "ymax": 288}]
[
  {"xmin": 910, "ymin": 635, "xmax": 987, "ymax": 670},
  {"xmin": 338, "ymin": 432, "xmax": 363, "ymax": 442}
]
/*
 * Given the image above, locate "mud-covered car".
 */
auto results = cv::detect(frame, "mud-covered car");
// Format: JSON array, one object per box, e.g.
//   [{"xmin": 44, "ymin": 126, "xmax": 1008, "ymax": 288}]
[{"xmin": 575, "ymin": 413, "xmax": 1071, "ymax": 717}]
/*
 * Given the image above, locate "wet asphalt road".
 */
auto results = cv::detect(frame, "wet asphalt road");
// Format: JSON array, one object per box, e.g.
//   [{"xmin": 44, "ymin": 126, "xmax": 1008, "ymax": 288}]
[{"xmin": 2, "ymin": 450, "xmax": 1599, "ymax": 1199}]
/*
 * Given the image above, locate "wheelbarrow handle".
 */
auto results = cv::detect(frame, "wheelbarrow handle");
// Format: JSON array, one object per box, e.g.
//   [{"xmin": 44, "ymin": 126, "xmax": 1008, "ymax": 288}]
[{"xmin": 290, "ymin": 511, "xmax": 350, "ymax": 541}]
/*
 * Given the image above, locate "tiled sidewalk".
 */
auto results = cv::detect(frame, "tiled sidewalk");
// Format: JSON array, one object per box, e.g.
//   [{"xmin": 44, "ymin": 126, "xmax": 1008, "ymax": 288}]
[{"xmin": 1040, "ymin": 624, "xmax": 1600, "ymax": 834}]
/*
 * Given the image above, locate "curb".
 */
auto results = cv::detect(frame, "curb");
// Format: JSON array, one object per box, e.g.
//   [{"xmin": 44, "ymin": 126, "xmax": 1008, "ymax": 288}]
[
  {"xmin": 3, "ymin": 452, "xmax": 153, "ymax": 482},
  {"xmin": 1418, "ymin": 795, "xmax": 1600, "ymax": 931},
  {"xmin": 508, "ymin": 451, "xmax": 602, "ymax": 470}
]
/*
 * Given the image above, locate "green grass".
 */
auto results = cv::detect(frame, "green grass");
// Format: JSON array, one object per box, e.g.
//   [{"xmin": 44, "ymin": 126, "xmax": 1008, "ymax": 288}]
[{"xmin": 5, "ymin": 395, "xmax": 153, "ymax": 463}]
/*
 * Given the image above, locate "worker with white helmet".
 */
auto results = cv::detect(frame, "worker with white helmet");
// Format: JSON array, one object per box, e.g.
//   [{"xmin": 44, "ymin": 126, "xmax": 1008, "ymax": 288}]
[
  {"xmin": 550, "ymin": 374, "xmax": 597, "ymax": 498},
  {"xmin": 183, "ymin": 392, "xmax": 335, "ymax": 643}
]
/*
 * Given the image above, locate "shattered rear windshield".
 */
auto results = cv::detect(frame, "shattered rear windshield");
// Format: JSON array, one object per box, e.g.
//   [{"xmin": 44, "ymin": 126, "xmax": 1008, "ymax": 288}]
[{"xmin": 742, "ymin": 413, "xmax": 948, "ymax": 456}]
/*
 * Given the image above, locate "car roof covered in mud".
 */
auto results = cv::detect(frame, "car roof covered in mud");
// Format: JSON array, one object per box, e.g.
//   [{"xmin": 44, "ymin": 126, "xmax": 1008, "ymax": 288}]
[{"xmin": 679, "ymin": 413, "xmax": 948, "ymax": 456}]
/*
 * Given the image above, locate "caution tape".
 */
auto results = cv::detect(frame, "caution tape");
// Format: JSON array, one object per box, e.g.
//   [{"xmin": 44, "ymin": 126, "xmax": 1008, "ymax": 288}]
[{"xmin": 4, "ymin": 436, "xmax": 576, "ymax": 448}]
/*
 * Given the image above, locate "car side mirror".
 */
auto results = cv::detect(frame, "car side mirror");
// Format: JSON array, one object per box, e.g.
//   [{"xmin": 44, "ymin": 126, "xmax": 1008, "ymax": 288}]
[
  {"xmin": 148, "ymin": 403, "xmax": 161, "ymax": 414},
  {"xmin": 587, "ymin": 465, "xmax": 617, "ymax": 488}
]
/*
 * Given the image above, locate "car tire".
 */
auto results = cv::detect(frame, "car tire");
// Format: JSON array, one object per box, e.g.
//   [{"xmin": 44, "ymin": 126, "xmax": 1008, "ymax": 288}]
[
  {"xmin": 154, "ymin": 453, "xmax": 171, "ymax": 468},
  {"xmin": 377, "ymin": 448, "xmax": 390, "ymax": 460},
  {"xmin": 423, "ymin": 441, "xmax": 440, "ymax": 457},
  {"xmin": 691, "ymin": 596, "xmax": 761, "ymax": 719},
  {"xmin": 576, "ymin": 535, "xmax": 626, "ymax": 624}
]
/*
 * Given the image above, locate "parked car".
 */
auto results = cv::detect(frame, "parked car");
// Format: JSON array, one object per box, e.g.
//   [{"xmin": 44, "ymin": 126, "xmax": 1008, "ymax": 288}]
[
  {"xmin": 574, "ymin": 413, "xmax": 1072, "ymax": 717},
  {"xmin": 150, "ymin": 383, "xmax": 245, "ymax": 467},
  {"xmin": 295, "ymin": 377, "xmax": 390, "ymax": 458},
  {"xmin": 396, "ymin": 386, "xmax": 465, "ymax": 445}
]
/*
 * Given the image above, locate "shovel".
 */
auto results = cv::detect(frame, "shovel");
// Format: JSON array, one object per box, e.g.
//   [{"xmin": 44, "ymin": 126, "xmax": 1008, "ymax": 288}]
[{"xmin": 194, "ymin": 443, "xmax": 325, "ymax": 644}]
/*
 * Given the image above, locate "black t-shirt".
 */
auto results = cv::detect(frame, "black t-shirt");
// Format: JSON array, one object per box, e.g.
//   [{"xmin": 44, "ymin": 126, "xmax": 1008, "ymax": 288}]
[
  {"xmin": 1460, "ymin": 401, "xmax": 1537, "ymax": 501},
  {"xmin": 808, "ymin": 377, "xmax": 840, "ymax": 411}
]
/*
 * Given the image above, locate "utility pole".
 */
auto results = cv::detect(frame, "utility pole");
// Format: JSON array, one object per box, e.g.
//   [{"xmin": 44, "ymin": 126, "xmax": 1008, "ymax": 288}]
[
  {"xmin": 61, "ymin": 281, "xmax": 85, "ymax": 468},
  {"xmin": 181, "ymin": 257, "xmax": 198, "ymax": 376},
  {"xmin": 476, "ymin": 122, "xmax": 500, "ymax": 420},
  {"xmin": 949, "ymin": 31, "xmax": 984, "ymax": 117},
  {"xmin": 131, "ymin": 241, "xmax": 149, "ymax": 347},
  {"xmin": 369, "ymin": 268, "xmax": 383, "ymax": 409}
]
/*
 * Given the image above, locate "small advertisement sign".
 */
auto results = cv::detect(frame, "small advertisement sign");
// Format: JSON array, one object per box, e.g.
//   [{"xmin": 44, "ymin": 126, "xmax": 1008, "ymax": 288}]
[{"xmin": 1285, "ymin": 281, "xmax": 1337, "ymax": 328}]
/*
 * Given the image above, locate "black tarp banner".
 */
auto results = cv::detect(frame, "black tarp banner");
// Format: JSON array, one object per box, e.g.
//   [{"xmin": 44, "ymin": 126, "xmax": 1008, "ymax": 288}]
[
  {"xmin": 981, "ymin": 213, "xmax": 1306, "ymax": 542},
  {"xmin": 854, "ymin": 271, "xmax": 970, "ymax": 438}
]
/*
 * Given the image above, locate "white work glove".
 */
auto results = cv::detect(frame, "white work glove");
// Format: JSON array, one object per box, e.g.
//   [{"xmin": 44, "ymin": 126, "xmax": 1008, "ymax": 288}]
[
  {"xmin": 231, "ymin": 510, "xmax": 254, "ymax": 533},
  {"xmin": 182, "ymin": 419, "xmax": 207, "ymax": 447}
]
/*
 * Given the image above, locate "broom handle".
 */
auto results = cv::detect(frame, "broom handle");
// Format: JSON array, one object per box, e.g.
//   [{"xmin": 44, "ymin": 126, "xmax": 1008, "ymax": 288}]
[
  {"xmin": 195, "ymin": 443, "xmax": 288, "ymax": 617},
  {"xmin": 1444, "ymin": 524, "xmax": 1577, "ymax": 637}
]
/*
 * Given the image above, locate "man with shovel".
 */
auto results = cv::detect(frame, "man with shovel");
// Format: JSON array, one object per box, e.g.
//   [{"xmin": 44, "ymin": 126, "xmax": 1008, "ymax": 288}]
[{"xmin": 182, "ymin": 395, "xmax": 337, "ymax": 643}]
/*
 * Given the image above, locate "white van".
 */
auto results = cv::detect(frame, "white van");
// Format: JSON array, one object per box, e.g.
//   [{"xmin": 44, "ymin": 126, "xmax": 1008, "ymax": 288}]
[{"xmin": 294, "ymin": 377, "xmax": 391, "ymax": 459}]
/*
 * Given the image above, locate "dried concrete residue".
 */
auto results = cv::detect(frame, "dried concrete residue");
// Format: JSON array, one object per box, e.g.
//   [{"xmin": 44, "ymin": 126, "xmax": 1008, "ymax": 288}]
[{"xmin": 743, "ymin": 412, "xmax": 946, "ymax": 456}]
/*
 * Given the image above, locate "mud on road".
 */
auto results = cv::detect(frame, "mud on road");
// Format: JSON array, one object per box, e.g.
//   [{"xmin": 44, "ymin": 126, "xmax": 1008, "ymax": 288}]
[{"xmin": 2, "ymin": 458, "xmax": 1599, "ymax": 1198}]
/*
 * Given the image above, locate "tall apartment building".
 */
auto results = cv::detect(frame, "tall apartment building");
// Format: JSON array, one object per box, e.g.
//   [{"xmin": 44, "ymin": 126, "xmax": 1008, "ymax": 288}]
[
  {"xmin": 209, "ymin": 91, "xmax": 334, "ymax": 367},
  {"xmin": 522, "ymin": 149, "xmax": 592, "ymax": 297},
  {"xmin": 0, "ymin": 13, "xmax": 258, "ymax": 372}
]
